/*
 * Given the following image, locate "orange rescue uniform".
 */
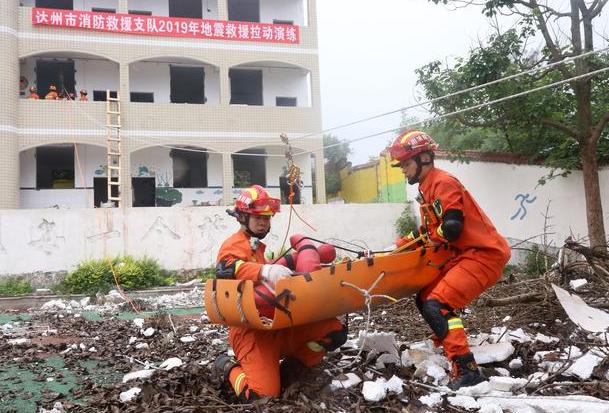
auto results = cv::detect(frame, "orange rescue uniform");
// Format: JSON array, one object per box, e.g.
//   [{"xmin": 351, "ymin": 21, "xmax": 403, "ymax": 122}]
[
  {"xmin": 417, "ymin": 167, "xmax": 511, "ymax": 359},
  {"xmin": 216, "ymin": 230, "xmax": 344, "ymax": 399}
]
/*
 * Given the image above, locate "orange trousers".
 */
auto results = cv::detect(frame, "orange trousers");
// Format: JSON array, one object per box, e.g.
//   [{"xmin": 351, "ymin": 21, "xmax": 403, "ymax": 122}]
[
  {"xmin": 228, "ymin": 318, "xmax": 344, "ymax": 398},
  {"xmin": 418, "ymin": 249, "xmax": 508, "ymax": 360}
]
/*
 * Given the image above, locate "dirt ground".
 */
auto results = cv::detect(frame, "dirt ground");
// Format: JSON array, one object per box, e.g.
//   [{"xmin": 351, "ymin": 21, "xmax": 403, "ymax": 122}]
[{"xmin": 1, "ymin": 268, "xmax": 609, "ymax": 413}]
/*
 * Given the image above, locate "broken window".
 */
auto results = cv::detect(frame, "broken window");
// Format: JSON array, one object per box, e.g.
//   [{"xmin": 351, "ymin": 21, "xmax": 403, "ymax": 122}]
[
  {"xmin": 91, "ymin": 7, "xmax": 115, "ymax": 13},
  {"xmin": 229, "ymin": 69, "xmax": 262, "ymax": 106},
  {"xmin": 170, "ymin": 66, "xmax": 205, "ymax": 104},
  {"xmin": 276, "ymin": 97, "xmax": 297, "ymax": 107},
  {"xmin": 169, "ymin": 0, "xmax": 202, "ymax": 18},
  {"xmin": 36, "ymin": 60, "xmax": 75, "ymax": 98},
  {"xmin": 128, "ymin": 9, "xmax": 152, "ymax": 15},
  {"xmin": 36, "ymin": 145, "xmax": 75, "ymax": 190},
  {"xmin": 171, "ymin": 148, "xmax": 208, "ymax": 188},
  {"xmin": 228, "ymin": 0, "xmax": 259, "ymax": 22},
  {"xmin": 232, "ymin": 149, "xmax": 266, "ymax": 187},
  {"xmin": 36, "ymin": 0, "xmax": 73, "ymax": 9},
  {"xmin": 273, "ymin": 19, "xmax": 293, "ymax": 25}
]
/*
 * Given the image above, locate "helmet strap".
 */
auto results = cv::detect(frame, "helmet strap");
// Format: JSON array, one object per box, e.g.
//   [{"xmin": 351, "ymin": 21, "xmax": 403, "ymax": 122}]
[
  {"xmin": 408, "ymin": 152, "xmax": 434, "ymax": 185},
  {"xmin": 239, "ymin": 213, "xmax": 270, "ymax": 239}
]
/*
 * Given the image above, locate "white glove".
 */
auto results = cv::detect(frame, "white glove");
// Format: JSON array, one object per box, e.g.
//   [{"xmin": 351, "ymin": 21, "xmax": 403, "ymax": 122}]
[{"xmin": 260, "ymin": 264, "xmax": 293, "ymax": 287}]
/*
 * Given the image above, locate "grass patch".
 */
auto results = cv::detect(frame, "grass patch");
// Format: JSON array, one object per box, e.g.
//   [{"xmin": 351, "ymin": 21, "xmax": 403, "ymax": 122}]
[
  {"xmin": 56, "ymin": 256, "xmax": 173, "ymax": 295},
  {"xmin": 0, "ymin": 278, "xmax": 34, "ymax": 296}
]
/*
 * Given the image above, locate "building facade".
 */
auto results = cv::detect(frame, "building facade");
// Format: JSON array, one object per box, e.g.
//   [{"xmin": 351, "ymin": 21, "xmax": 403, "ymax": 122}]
[
  {"xmin": 1, "ymin": 0, "xmax": 325, "ymax": 209},
  {"xmin": 338, "ymin": 151, "xmax": 407, "ymax": 204}
]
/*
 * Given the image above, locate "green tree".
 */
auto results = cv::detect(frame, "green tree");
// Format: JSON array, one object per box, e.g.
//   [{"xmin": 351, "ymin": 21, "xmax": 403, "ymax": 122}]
[
  {"xmin": 323, "ymin": 134, "xmax": 352, "ymax": 197},
  {"xmin": 421, "ymin": 0, "xmax": 609, "ymax": 249}
]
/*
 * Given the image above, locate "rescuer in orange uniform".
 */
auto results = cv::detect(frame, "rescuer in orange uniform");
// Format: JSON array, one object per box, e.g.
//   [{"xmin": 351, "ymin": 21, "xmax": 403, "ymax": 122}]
[
  {"xmin": 213, "ymin": 185, "xmax": 347, "ymax": 402},
  {"xmin": 389, "ymin": 130, "xmax": 511, "ymax": 390}
]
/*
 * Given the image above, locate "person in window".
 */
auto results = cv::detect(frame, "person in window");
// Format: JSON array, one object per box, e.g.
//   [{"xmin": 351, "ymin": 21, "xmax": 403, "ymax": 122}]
[
  {"xmin": 28, "ymin": 86, "xmax": 40, "ymax": 100},
  {"xmin": 213, "ymin": 185, "xmax": 347, "ymax": 402},
  {"xmin": 389, "ymin": 130, "xmax": 511, "ymax": 390},
  {"xmin": 45, "ymin": 84, "xmax": 59, "ymax": 100},
  {"xmin": 79, "ymin": 89, "xmax": 88, "ymax": 101}
]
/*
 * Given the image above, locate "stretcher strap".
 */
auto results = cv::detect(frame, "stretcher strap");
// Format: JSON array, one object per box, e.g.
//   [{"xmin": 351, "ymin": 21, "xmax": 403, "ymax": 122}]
[{"xmin": 210, "ymin": 279, "xmax": 226, "ymax": 322}]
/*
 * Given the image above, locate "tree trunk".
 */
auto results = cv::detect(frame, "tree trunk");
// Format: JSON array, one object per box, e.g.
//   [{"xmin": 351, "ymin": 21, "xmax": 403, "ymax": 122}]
[{"xmin": 580, "ymin": 139, "xmax": 607, "ymax": 250}]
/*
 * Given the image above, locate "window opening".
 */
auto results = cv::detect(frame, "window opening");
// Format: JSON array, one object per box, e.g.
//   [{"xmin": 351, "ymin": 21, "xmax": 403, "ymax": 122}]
[
  {"xmin": 170, "ymin": 66, "xmax": 205, "ymax": 104},
  {"xmin": 128, "ymin": 9, "xmax": 152, "ymax": 15},
  {"xmin": 169, "ymin": 0, "xmax": 202, "ymax": 18},
  {"xmin": 35, "ymin": 0, "xmax": 73, "ymax": 10},
  {"xmin": 35, "ymin": 60, "xmax": 75, "ymax": 98},
  {"xmin": 171, "ymin": 148, "xmax": 208, "ymax": 188},
  {"xmin": 229, "ymin": 69, "xmax": 262, "ymax": 106},
  {"xmin": 276, "ymin": 97, "xmax": 297, "ymax": 107},
  {"xmin": 228, "ymin": 0, "xmax": 259, "ymax": 22},
  {"xmin": 93, "ymin": 90, "xmax": 117, "ymax": 101},
  {"xmin": 130, "ymin": 92, "xmax": 154, "ymax": 103},
  {"xmin": 232, "ymin": 149, "xmax": 266, "ymax": 187},
  {"xmin": 36, "ymin": 145, "xmax": 75, "ymax": 190},
  {"xmin": 91, "ymin": 7, "xmax": 115, "ymax": 13}
]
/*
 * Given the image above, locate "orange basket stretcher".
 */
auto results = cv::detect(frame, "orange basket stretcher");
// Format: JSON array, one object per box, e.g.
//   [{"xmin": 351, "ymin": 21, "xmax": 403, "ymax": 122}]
[{"xmin": 204, "ymin": 245, "xmax": 453, "ymax": 330}]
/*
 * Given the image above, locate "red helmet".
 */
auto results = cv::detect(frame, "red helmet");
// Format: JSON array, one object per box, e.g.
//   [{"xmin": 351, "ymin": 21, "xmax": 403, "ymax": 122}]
[
  {"xmin": 388, "ymin": 130, "xmax": 438, "ymax": 163},
  {"xmin": 235, "ymin": 185, "xmax": 280, "ymax": 216}
]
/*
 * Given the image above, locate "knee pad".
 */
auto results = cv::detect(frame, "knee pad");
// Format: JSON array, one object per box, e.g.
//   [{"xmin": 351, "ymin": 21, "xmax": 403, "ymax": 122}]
[
  {"xmin": 321, "ymin": 324, "xmax": 348, "ymax": 352},
  {"xmin": 415, "ymin": 298, "xmax": 456, "ymax": 341}
]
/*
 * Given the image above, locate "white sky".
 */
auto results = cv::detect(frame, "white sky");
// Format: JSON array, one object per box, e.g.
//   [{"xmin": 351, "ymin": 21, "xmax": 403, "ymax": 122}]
[{"xmin": 317, "ymin": 0, "xmax": 509, "ymax": 164}]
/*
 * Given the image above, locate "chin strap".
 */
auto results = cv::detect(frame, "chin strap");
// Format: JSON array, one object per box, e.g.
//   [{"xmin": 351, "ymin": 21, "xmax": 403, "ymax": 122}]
[
  {"xmin": 226, "ymin": 209, "xmax": 270, "ymax": 239},
  {"xmin": 408, "ymin": 152, "xmax": 435, "ymax": 184}
]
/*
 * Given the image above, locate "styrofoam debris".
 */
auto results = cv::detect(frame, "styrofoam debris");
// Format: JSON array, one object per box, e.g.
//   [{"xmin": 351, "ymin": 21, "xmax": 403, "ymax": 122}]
[
  {"xmin": 509, "ymin": 358, "xmax": 523, "ymax": 369},
  {"xmin": 535, "ymin": 333, "xmax": 559, "ymax": 344},
  {"xmin": 133, "ymin": 318, "xmax": 145, "ymax": 328},
  {"xmin": 88, "ymin": 347, "xmax": 97, "ymax": 353},
  {"xmin": 41, "ymin": 299, "xmax": 67, "ymax": 311},
  {"xmin": 471, "ymin": 342, "xmax": 515, "ymax": 364},
  {"xmin": 385, "ymin": 375, "xmax": 404, "ymax": 393},
  {"xmin": 142, "ymin": 328, "xmax": 155, "ymax": 337},
  {"xmin": 489, "ymin": 376, "xmax": 528, "ymax": 392},
  {"xmin": 135, "ymin": 343, "xmax": 149, "ymax": 350},
  {"xmin": 565, "ymin": 350, "xmax": 604, "ymax": 379},
  {"xmin": 375, "ymin": 353, "xmax": 401, "ymax": 369},
  {"xmin": 453, "ymin": 380, "xmax": 493, "ymax": 397},
  {"xmin": 552, "ymin": 284, "xmax": 609, "ymax": 333},
  {"xmin": 211, "ymin": 338, "xmax": 223, "ymax": 346},
  {"xmin": 419, "ymin": 392, "xmax": 442, "ymax": 407},
  {"xmin": 362, "ymin": 378, "xmax": 387, "ymax": 402},
  {"xmin": 494, "ymin": 367, "xmax": 510, "ymax": 377},
  {"xmin": 39, "ymin": 401, "xmax": 64, "ymax": 413},
  {"xmin": 119, "ymin": 387, "xmax": 141, "ymax": 403},
  {"xmin": 180, "ymin": 335, "xmax": 196, "ymax": 343},
  {"xmin": 189, "ymin": 326, "xmax": 199, "ymax": 333},
  {"xmin": 414, "ymin": 360, "xmax": 449, "ymax": 386},
  {"xmin": 330, "ymin": 372, "xmax": 362, "ymax": 391},
  {"xmin": 569, "ymin": 278, "xmax": 588, "ymax": 290},
  {"xmin": 122, "ymin": 369, "xmax": 155, "ymax": 383},
  {"xmin": 8, "ymin": 338, "xmax": 30, "ymax": 346},
  {"xmin": 478, "ymin": 394, "xmax": 609, "ymax": 413},
  {"xmin": 128, "ymin": 337, "xmax": 138, "ymax": 345},
  {"xmin": 1, "ymin": 323, "xmax": 14, "ymax": 335},
  {"xmin": 448, "ymin": 395, "xmax": 480, "ymax": 410},
  {"xmin": 159, "ymin": 357, "xmax": 183, "ymax": 371},
  {"xmin": 356, "ymin": 331, "xmax": 398, "ymax": 357},
  {"xmin": 80, "ymin": 297, "xmax": 91, "ymax": 307}
]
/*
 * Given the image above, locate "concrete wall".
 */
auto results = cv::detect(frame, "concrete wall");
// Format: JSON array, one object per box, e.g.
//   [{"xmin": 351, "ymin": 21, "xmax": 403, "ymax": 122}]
[
  {"xmin": 0, "ymin": 203, "xmax": 403, "ymax": 277},
  {"xmin": 406, "ymin": 159, "xmax": 609, "ymax": 248}
]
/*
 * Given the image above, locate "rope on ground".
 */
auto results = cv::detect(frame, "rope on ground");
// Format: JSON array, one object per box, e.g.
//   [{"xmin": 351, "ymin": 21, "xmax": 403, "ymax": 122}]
[{"xmin": 108, "ymin": 259, "xmax": 141, "ymax": 313}]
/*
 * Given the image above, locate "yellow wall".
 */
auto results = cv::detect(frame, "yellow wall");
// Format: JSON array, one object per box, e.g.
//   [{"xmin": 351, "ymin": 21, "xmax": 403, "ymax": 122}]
[{"xmin": 339, "ymin": 152, "xmax": 406, "ymax": 203}]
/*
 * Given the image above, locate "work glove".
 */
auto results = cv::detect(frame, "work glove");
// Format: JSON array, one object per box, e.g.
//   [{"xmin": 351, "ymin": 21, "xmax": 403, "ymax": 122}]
[
  {"xmin": 260, "ymin": 264, "xmax": 293, "ymax": 287},
  {"xmin": 395, "ymin": 228, "xmax": 424, "ymax": 250}
]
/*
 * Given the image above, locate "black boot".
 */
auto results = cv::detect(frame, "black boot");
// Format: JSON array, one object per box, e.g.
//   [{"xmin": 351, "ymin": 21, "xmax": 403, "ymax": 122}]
[
  {"xmin": 213, "ymin": 354, "xmax": 238, "ymax": 383},
  {"xmin": 449, "ymin": 353, "xmax": 485, "ymax": 390},
  {"xmin": 279, "ymin": 357, "xmax": 306, "ymax": 389}
]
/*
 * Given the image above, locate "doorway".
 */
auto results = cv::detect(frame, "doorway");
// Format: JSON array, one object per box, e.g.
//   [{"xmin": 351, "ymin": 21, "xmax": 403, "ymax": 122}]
[
  {"xmin": 36, "ymin": 0, "xmax": 73, "ymax": 9},
  {"xmin": 169, "ymin": 0, "xmax": 203, "ymax": 18},
  {"xmin": 36, "ymin": 60, "xmax": 75, "ymax": 98},
  {"xmin": 170, "ymin": 66, "xmax": 205, "ymax": 104},
  {"xmin": 132, "ymin": 177, "xmax": 156, "ymax": 207},
  {"xmin": 93, "ymin": 177, "xmax": 119, "ymax": 207}
]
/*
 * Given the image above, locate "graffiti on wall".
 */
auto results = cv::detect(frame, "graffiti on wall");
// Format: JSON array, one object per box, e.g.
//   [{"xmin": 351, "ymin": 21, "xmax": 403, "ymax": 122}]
[
  {"xmin": 198, "ymin": 214, "xmax": 228, "ymax": 255},
  {"xmin": 28, "ymin": 218, "xmax": 66, "ymax": 255},
  {"xmin": 510, "ymin": 193, "xmax": 538, "ymax": 221},
  {"xmin": 142, "ymin": 216, "xmax": 181, "ymax": 241}
]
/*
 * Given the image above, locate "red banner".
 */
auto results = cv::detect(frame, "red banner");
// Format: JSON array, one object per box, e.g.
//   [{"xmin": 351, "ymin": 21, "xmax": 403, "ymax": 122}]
[{"xmin": 32, "ymin": 8, "xmax": 300, "ymax": 45}]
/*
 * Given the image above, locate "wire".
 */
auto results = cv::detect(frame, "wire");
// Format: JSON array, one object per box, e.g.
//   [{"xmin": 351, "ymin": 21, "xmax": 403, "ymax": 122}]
[
  {"xmin": 305, "ymin": 64, "xmax": 609, "ymax": 156},
  {"xmin": 288, "ymin": 45, "xmax": 609, "ymax": 143}
]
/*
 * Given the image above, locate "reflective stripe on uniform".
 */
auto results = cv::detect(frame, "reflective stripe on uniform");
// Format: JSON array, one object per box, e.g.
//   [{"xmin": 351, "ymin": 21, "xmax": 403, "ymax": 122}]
[
  {"xmin": 437, "ymin": 225, "xmax": 445, "ymax": 238},
  {"xmin": 448, "ymin": 317, "xmax": 464, "ymax": 330},
  {"xmin": 233, "ymin": 372, "xmax": 247, "ymax": 395},
  {"xmin": 234, "ymin": 260, "xmax": 245, "ymax": 274},
  {"xmin": 306, "ymin": 341, "xmax": 324, "ymax": 352}
]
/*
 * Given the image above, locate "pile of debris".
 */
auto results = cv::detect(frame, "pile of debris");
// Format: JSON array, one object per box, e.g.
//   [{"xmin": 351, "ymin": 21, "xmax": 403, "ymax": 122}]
[{"xmin": 1, "ymin": 240, "xmax": 608, "ymax": 412}]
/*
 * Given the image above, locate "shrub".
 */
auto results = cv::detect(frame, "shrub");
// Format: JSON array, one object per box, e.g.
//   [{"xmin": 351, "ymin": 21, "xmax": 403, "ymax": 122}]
[
  {"xmin": 0, "ymin": 278, "xmax": 34, "ymax": 296},
  {"xmin": 60, "ymin": 256, "xmax": 172, "ymax": 294},
  {"xmin": 520, "ymin": 244, "xmax": 556, "ymax": 277},
  {"xmin": 395, "ymin": 201, "xmax": 418, "ymax": 237}
]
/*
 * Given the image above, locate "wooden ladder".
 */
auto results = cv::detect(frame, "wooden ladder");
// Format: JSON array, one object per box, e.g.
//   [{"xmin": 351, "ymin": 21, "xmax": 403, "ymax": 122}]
[{"xmin": 106, "ymin": 90, "xmax": 122, "ymax": 207}]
